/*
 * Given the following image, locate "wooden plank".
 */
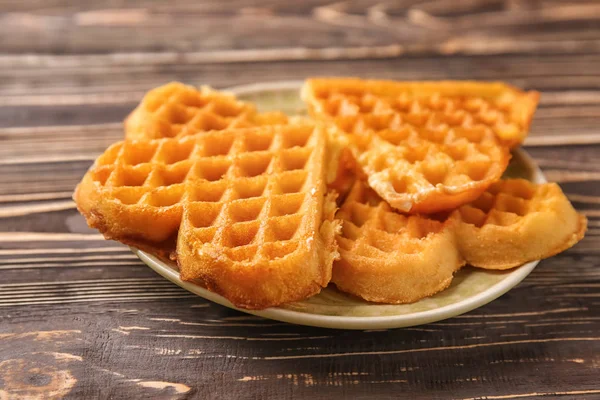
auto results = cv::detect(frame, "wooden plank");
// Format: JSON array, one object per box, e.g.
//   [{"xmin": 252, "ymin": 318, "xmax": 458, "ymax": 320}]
[
  {"xmin": 1, "ymin": 288, "xmax": 599, "ymax": 399},
  {"xmin": 2, "ymin": 54, "xmax": 600, "ymax": 94},
  {"xmin": 1, "ymin": 1, "xmax": 599, "ymax": 398},
  {"xmin": 1, "ymin": 0, "xmax": 599, "ymax": 56}
]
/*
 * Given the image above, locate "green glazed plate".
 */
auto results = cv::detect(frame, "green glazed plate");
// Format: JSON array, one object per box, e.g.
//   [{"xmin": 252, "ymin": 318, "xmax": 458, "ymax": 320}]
[{"xmin": 133, "ymin": 81, "xmax": 545, "ymax": 330}]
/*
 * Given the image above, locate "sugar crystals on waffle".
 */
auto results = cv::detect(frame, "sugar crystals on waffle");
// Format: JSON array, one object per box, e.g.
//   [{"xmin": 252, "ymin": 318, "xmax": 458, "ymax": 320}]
[
  {"xmin": 125, "ymin": 82, "xmax": 288, "ymax": 140},
  {"xmin": 74, "ymin": 124, "xmax": 340, "ymax": 309}
]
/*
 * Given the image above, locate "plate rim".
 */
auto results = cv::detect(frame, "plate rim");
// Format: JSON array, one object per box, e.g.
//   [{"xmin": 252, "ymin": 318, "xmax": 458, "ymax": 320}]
[{"xmin": 134, "ymin": 80, "xmax": 547, "ymax": 330}]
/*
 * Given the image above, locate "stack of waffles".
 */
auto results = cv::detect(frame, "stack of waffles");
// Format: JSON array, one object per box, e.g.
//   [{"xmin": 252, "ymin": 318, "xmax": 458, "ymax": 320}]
[{"xmin": 74, "ymin": 79, "xmax": 587, "ymax": 309}]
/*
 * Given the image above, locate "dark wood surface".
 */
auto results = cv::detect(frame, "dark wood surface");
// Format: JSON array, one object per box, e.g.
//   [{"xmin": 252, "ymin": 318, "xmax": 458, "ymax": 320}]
[{"xmin": 1, "ymin": 1, "xmax": 600, "ymax": 399}]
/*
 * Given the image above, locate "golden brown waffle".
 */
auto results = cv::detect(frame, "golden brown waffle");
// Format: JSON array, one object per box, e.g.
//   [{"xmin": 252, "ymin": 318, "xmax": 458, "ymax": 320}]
[
  {"xmin": 302, "ymin": 78, "xmax": 523, "ymax": 213},
  {"xmin": 125, "ymin": 82, "xmax": 288, "ymax": 140},
  {"xmin": 454, "ymin": 179, "xmax": 587, "ymax": 270},
  {"xmin": 360, "ymin": 120, "xmax": 509, "ymax": 213},
  {"xmin": 333, "ymin": 182, "xmax": 464, "ymax": 304},
  {"xmin": 302, "ymin": 78, "xmax": 539, "ymax": 147},
  {"xmin": 334, "ymin": 180, "xmax": 586, "ymax": 304},
  {"xmin": 74, "ymin": 124, "xmax": 340, "ymax": 309}
]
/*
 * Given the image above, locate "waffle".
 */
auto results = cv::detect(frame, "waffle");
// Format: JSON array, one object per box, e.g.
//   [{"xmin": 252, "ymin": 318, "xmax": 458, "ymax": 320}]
[
  {"xmin": 333, "ymin": 182, "xmax": 464, "ymax": 304},
  {"xmin": 454, "ymin": 179, "xmax": 587, "ymax": 270},
  {"xmin": 303, "ymin": 78, "xmax": 522, "ymax": 213},
  {"xmin": 333, "ymin": 179, "xmax": 586, "ymax": 303},
  {"xmin": 302, "ymin": 78, "xmax": 539, "ymax": 147},
  {"xmin": 125, "ymin": 82, "xmax": 288, "ymax": 140},
  {"xmin": 324, "ymin": 125, "xmax": 361, "ymax": 198},
  {"xmin": 74, "ymin": 124, "xmax": 340, "ymax": 309}
]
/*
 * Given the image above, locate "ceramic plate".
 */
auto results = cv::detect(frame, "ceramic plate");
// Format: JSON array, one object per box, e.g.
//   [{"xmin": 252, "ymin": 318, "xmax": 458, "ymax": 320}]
[{"xmin": 133, "ymin": 81, "xmax": 546, "ymax": 330}]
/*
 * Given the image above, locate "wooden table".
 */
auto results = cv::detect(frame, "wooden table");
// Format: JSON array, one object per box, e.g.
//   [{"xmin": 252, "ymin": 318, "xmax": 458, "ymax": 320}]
[{"xmin": 1, "ymin": 1, "xmax": 599, "ymax": 399}]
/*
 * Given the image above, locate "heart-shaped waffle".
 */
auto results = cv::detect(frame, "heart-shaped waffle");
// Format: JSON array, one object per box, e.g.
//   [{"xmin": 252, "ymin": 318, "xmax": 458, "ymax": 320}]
[
  {"xmin": 453, "ymin": 179, "xmax": 587, "ymax": 269},
  {"xmin": 303, "ymin": 78, "xmax": 537, "ymax": 213},
  {"xmin": 333, "ymin": 180, "xmax": 586, "ymax": 303},
  {"xmin": 74, "ymin": 124, "xmax": 340, "ymax": 309},
  {"xmin": 302, "ymin": 77, "xmax": 539, "ymax": 147},
  {"xmin": 334, "ymin": 182, "xmax": 464, "ymax": 304},
  {"xmin": 125, "ymin": 82, "xmax": 288, "ymax": 140}
]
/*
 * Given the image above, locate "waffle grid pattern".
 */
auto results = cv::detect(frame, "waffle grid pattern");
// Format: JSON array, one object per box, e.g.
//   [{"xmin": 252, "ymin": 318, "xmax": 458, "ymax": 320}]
[
  {"xmin": 453, "ymin": 178, "xmax": 586, "ymax": 270},
  {"xmin": 457, "ymin": 179, "xmax": 537, "ymax": 229},
  {"xmin": 304, "ymin": 78, "xmax": 539, "ymax": 146},
  {"xmin": 335, "ymin": 180, "xmax": 576, "ymax": 261},
  {"xmin": 320, "ymin": 93, "xmax": 520, "ymax": 140},
  {"xmin": 336, "ymin": 184, "xmax": 447, "ymax": 257},
  {"xmin": 90, "ymin": 125, "xmax": 321, "ymax": 264},
  {"xmin": 303, "ymin": 79, "xmax": 524, "ymax": 213},
  {"xmin": 125, "ymin": 82, "xmax": 287, "ymax": 140},
  {"xmin": 357, "ymin": 115, "xmax": 509, "ymax": 212},
  {"xmin": 334, "ymin": 179, "xmax": 586, "ymax": 302},
  {"xmin": 333, "ymin": 182, "xmax": 462, "ymax": 304}
]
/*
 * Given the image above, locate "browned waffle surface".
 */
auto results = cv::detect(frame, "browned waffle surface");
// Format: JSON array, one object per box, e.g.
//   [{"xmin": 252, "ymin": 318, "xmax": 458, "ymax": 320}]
[
  {"xmin": 302, "ymin": 78, "xmax": 527, "ymax": 213},
  {"xmin": 333, "ymin": 182, "xmax": 464, "ymax": 304},
  {"xmin": 125, "ymin": 82, "xmax": 288, "ymax": 140},
  {"xmin": 334, "ymin": 180, "xmax": 586, "ymax": 304},
  {"xmin": 74, "ymin": 124, "xmax": 340, "ymax": 309},
  {"xmin": 454, "ymin": 179, "xmax": 587, "ymax": 269},
  {"xmin": 359, "ymin": 119, "xmax": 509, "ymax": 213},
  {"xmin": 302, "ymin": 78, "xmax": 539, "ymax": 147}
]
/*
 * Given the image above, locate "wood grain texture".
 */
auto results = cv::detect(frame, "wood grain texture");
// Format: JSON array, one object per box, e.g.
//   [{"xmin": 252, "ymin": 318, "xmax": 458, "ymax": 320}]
[{"xmin": 1, "ymin": 1, "xmax": 599, "ymax": 399}]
